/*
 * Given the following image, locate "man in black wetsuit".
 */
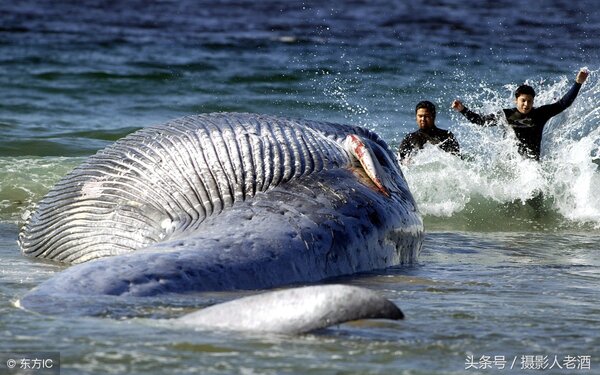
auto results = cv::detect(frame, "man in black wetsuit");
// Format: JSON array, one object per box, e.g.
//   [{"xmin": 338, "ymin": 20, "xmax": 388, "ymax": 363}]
[
  {"xmin": 398, "ymin": 100, "xmax": 460, "ymax": 162},
  {"xmin": 451, "ymin": 69, "xmax": 589, "ymax": 160}
]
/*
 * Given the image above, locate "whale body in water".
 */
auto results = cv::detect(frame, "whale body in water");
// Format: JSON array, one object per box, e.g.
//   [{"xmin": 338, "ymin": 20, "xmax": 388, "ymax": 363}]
[{"xmin": 17, "ymin": 113, "xmax": 423, "ymax": 333}]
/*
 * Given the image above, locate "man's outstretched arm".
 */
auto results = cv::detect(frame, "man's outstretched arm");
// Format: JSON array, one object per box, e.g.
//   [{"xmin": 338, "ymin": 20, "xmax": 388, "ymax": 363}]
[
  {"xmin": 452, "ymin": 100, "xmax": 498, "ymax": 126},
  {"xmin": 541, "ymin": 68, "xmax": 589, "ymax": 118}
]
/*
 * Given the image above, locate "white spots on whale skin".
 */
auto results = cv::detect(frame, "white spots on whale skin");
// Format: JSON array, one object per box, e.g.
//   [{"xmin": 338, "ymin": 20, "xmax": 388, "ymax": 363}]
[
  {"xmin": 160, "ymin": 218, "xmax": 176, "ymax": 238},
  {"xmin": 81, "ymin": 180, "xmax": 105, "ymax": 198}
]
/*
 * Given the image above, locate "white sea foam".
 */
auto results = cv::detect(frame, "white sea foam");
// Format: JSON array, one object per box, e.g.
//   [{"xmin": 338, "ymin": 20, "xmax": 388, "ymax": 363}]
[
  {"xmin": 401, "ymin": 69, "xmax": 600, "ymax": 228},
  {"xmin": 0, "ymin": 157, "xmax": 82, "ymax": 224}
]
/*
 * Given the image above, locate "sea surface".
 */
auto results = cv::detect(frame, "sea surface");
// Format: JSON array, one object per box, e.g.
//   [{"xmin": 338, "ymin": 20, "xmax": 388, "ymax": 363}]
[{"xmin": 1, "ymin": 0, "xmax": 600, "ymax": 374}]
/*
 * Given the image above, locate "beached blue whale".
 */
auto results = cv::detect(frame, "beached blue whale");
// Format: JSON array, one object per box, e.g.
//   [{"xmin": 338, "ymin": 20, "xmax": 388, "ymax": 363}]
[{"xmin": 17, "ymin": 113, "xmax": 422, "ymax": 333}]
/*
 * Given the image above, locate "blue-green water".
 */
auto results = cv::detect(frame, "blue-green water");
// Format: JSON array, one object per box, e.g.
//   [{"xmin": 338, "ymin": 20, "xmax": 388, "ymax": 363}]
[{"xmin": 1, "ymin": 1, "xmax": 599, "ymax": 374}]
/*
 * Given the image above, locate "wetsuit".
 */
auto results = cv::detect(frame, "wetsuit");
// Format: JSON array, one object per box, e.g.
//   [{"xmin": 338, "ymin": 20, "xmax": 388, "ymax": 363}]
[
  {"xmin": 459, "ymin": 81, "xmax": 583, "ymax": 160},
  {"xmin": 398, "ymin": 126, "xmax": 460, "ymax": 161}
]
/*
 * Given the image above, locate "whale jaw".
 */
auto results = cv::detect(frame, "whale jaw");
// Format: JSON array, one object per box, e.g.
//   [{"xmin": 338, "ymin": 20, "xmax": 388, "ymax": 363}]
[{"xmin": 173, "ymin": 284, "xmax": 404, "ymax": 334}]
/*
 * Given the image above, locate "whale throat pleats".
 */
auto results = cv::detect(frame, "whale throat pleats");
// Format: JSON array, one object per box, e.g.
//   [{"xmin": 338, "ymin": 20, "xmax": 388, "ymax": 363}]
[{"xmin": 18, "ymin": 113, "xmax": 391, "ymax": 264}]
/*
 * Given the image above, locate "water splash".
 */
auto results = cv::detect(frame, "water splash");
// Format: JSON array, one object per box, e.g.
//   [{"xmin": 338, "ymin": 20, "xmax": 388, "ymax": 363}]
[
  {"xmin": 402, "ymin": 68, "xmax": 600, "ymax": 230},
  {"xmin": 544, "ymin": 69, "xmax": 600, "ymax": 225}
]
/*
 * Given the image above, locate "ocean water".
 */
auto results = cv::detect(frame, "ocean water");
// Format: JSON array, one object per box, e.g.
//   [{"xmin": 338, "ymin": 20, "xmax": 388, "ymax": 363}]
[{"xmin": 1, "ymin": 0, "xmax": 600, "ymax": 374}]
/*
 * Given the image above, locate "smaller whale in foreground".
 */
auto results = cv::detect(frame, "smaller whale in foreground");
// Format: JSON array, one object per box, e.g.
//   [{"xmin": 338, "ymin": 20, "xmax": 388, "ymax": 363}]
[{"xmin": 171, "ymin": 284, "xmax": 403, "ymax": 334}]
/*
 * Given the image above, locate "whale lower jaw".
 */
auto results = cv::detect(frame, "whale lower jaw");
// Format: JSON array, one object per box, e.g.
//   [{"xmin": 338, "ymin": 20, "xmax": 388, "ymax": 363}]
[
  {"xmin": 16, "ymin": 284, "xmax": 404, "ymax": 334},
  {"xmin": 172, "ymin": 284, "xmax": 404, "ymax": 334}
]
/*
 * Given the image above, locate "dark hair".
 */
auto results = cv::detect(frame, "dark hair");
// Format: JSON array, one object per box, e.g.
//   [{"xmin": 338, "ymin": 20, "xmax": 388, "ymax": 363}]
[
  {"xmin": 415, "ymin": 100, "xmax": 436, "ymax": 119},
  {"xmin": 515, "ymin": 85, "xmax": 536, "ymax": 98}
]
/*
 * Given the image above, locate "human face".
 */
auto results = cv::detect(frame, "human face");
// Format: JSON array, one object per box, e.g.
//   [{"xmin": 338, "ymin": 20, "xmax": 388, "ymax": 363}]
[
  {"xmin": 515, "ymin": 94, "xmax": 534, "ymax": 115},
  {"xmin": 416, "ymin": 108, "xmax": 435, "ymax": 130}
]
